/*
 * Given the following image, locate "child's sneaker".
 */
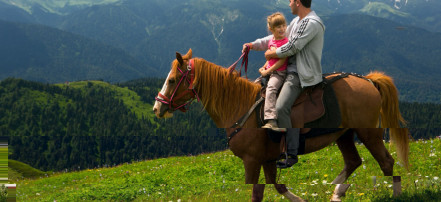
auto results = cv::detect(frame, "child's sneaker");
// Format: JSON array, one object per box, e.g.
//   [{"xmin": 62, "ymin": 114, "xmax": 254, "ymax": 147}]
[{"xmin": 262, "ymin": 120, "xmax": 286, "ymax": 132}]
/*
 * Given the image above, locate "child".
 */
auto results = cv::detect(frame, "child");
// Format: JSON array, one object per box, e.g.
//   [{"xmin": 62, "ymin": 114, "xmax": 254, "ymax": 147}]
[{"xmin": 247, "ymin": 12, "xmax": 289, "ymax": 131}]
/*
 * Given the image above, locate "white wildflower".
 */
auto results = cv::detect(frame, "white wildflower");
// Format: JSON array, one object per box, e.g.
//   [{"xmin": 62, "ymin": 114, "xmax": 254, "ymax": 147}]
[{"xmin": 434, "ymin": 177, "xmax": 439, "ymax": 180}]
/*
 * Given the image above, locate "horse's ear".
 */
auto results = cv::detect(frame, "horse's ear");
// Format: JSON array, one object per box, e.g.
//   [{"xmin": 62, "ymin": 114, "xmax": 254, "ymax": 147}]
[
  {"xmin": 184, "ymin": 48, "xmax": 192, "ymax": 59},
  {"xmin": 176, "ymin": 52, "xmax": 184, "ymax": 66}
]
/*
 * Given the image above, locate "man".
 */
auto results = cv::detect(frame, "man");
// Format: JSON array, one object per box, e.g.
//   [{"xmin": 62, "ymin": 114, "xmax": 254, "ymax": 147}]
[{"xmin": 243, "ymin": 0, "xmax": 325, "ymax": 168}]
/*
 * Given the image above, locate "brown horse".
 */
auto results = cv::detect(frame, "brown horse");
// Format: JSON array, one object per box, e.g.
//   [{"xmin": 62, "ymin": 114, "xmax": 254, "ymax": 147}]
[{"xmin": 153, "ymin": 49, "xmax": 410, "ymax": 201}]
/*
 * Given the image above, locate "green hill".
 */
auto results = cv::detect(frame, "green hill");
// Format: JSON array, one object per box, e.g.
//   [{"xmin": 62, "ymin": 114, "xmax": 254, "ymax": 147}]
[
  {"xmin": 1, "ymin": 78, "xmax": 224, "ymax": 172},
  {"xmin": 0, "ymin": 20, "xmax": 157, "ymax": 83},
  {"xmin": 8, "ymin": 160, "xmax": 46, "ymax": 180},
  {"xmin": 12, "ymin": 138, "xmax": 441, "ymax": 201}
]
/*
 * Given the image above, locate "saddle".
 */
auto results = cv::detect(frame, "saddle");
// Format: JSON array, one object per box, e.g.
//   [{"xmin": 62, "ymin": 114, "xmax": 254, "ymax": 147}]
[
  {"xmin": 227, "ymin": 73, "xmax": 356, "ymax": 145},
  {"xmin": 258, "ymin": 73, "xmax": 346, "ymax": 128}
]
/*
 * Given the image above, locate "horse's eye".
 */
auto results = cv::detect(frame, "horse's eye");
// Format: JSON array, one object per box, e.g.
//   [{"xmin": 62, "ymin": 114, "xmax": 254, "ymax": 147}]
[{"xmin": 169, "ymin": 79, "xmax": 175, "ymax": 84}]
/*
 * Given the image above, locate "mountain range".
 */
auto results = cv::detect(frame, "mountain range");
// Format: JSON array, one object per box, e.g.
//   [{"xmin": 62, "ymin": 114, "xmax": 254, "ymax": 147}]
[
  {"xmin": 0, "ymin": 19, "xmax": 156, "ymax": 83},
  {"xmin": 2, "ymin": 0, "xmax": 440, "ymax": 32},
  {"xmin": 0, "ymin": 0, "xmax": 440, "ymax": 102}
]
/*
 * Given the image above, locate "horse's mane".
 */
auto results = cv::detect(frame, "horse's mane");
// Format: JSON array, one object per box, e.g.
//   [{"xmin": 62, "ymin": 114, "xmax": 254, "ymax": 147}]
[{"xmin": 192, "ymin": 58, "xmax": 261, "ymax": 126}]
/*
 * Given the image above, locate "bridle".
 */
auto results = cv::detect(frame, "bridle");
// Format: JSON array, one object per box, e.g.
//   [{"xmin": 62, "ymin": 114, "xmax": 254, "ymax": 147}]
[
  {"xmin": 155, "ymin": 59, "xmax": 200, "ymax": 112},
  {"xmin": 155, "ymin": 45, "xmax": 249, "ymax": 114}
]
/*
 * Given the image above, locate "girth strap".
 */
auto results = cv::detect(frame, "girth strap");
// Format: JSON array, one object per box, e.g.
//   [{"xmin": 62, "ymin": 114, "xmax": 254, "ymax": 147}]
[{"xmin": 227, "ymin": 96, "xmax": 265, "ymax": 145}]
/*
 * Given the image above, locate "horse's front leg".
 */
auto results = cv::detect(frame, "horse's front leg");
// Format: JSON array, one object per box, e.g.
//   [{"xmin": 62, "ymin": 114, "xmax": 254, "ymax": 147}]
[
  {"xmin": 252, "ymin": 184, "xmax": 265, "ymax": 202},
  {"xmin": 262, "ymin": 162, "xmax": 307, "ymax": 202},
  {"xmin": 243, "ymin": 157, "xmax": 263, "ymax": 201}
]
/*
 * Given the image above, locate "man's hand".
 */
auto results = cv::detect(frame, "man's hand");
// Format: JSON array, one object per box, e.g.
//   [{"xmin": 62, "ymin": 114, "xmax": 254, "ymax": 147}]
[
  {"xmin": 242, "ymin": 43, "xmax": 252, "ymax": 53},
  {"xmin": 265, "ymin": 49, "xmax": 277, "ymax": 60}
]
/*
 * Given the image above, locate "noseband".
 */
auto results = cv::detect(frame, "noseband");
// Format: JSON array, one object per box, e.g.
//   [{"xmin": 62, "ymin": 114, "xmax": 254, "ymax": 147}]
[{"xmin": 155, "ymin": 59, "xmax": 200, "ymax": 112}]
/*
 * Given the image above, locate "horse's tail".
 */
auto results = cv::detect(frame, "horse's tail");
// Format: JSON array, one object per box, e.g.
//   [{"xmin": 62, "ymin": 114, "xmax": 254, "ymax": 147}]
[{"xmin": 365, "ymin": 71, "xmax": 410, "ymax": 170}]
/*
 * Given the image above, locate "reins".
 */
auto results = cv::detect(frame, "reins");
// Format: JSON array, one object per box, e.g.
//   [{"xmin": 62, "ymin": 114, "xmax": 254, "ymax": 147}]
[{"xmin": 229, "ymin": 45, "xmax": 251, "ymax": 78}]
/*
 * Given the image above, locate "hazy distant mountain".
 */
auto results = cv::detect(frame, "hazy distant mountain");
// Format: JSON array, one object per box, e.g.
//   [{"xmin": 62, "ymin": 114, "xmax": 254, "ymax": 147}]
[
  {"xmin": 0, "ymin": 0, "xmax": 440, "ymax": 102},
  {"xmin": 314, "ymin": 0, "xmax": 441, "ymax": 33},
  {"xmin": 2, "ymin": 0, "xmax": 439, "ymax": 32},
  {"xmin": 323, "ymin": 14, "xmax": 441, "ymax": 102},
  {"xmin": 0, "ymin": 20, "xmax": 156, "ymax": 83}
]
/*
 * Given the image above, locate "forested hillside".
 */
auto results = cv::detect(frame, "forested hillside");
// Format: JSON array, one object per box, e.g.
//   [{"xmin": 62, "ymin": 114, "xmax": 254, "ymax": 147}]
[
  {"xmin": 1, "ymin": 78, "xmax": 440, "ymax": 172},
  {"xmin": 0, "ymin": 78, "xmax": 224, "ymax": 171}
]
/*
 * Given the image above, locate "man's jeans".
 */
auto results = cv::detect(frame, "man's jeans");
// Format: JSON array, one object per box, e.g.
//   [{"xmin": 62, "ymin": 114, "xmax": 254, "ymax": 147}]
[{"xmin": 276, "ymin": 73, "xmax": 302, "ymax": 155}]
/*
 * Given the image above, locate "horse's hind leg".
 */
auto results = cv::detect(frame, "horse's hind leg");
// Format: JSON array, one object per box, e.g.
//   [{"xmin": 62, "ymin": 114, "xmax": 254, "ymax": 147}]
[
  {"xmin": 331, "ymin": 129, "xmax": 362, "ymax": 201},
  {"xmin": 355, "ymin": 128, "xmax": 394, "ymax": 176},
  {"xmin": 356, "ymin": 128, "xmax": 402, "ymax": 196}
]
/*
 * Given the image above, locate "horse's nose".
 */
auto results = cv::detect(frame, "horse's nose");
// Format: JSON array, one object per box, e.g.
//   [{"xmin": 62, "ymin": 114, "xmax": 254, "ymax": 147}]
[{"xmin": 153, "ymin": 107, "xmax": 158, "ymax": 114}]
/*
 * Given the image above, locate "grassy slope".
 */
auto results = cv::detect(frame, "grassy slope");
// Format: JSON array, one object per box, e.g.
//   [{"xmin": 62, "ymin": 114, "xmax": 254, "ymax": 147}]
[
  {"xmin": 13, "ymin": 138, "xmax": 441, "ymax": 201},
  {"xmin": 56, "ymin": 80, "xmax": 157, "ymax": 121},
  {"xmin": 8, "ymin": 160, "xmax": 46, "ymax": 180},
  {"xmin": 359, "ymin": 2, "xmax": 411, "ymax": 18}
]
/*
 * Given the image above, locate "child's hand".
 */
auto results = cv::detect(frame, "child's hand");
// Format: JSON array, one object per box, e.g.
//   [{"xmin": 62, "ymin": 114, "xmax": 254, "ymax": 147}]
[
  {"xmin": 260, "ymin": 69, "xmax": 270, "ymax": 77},
  {"xmin": 270, "ymin": 47, "xmax": 276, "ymax": 51}
]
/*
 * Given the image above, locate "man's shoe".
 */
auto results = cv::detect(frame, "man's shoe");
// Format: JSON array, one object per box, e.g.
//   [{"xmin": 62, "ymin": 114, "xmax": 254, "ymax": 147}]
[{"xmin": 276, "ymin": 155, "xmax": 298, "ymax": 169}]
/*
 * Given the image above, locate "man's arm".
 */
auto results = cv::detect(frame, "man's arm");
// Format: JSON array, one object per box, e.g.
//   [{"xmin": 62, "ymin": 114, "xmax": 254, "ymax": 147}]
[
  {"xmin": 251, "ymin": 35, "xmax": 273, "ymax": 51},
  {"xmin": 276, "ymin": 19, "xmax": 320, "ymax": 58},
  {"xmin": 265, "ymin": 19, "xmax": 320, "ymax": 60},
  {"xmin": 242, "ymin": 35, "xmax": 273, "ymax": 53}
]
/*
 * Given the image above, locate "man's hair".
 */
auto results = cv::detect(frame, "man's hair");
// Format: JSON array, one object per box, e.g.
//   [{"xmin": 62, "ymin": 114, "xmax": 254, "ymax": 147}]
[
  {"xmin": 267, "ymin": 12, "xmax": 286, "ymax": 29},
  {"xmin": 299, "ymin": 0, "xmax": 312, "ymax": 8}
]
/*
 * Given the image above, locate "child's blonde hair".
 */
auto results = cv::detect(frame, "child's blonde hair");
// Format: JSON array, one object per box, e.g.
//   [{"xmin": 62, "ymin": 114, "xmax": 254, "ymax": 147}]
[{"xmin": 267, "ymin": 12, "xmax": 286, "ymax": 30}]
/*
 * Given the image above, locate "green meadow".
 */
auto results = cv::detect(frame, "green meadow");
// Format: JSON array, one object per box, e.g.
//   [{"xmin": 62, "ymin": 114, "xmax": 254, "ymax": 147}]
[
  {"xmin": 0, "ymin": 146, "xmax": 7, "ymax": 184},
  {"xmin": 11, "ymin": 138, "xmax": 441, "ymax": 201}
]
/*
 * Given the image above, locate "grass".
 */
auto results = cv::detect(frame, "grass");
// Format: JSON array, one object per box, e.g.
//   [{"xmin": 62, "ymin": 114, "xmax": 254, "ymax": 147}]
[
  {"xmin": 56, "ymin": 80, "xmax": 156, "ymax": 121},
  {"xmin": 359, "ymin": 2, "xmax": 411, "ymax": 18},
  {"xmin": 8, "ymin": 160, "xmax": 47, "ymax": 180},
  {"xmin": 12, "ymin": 138, "xmax": 441, "ymax": 201}
]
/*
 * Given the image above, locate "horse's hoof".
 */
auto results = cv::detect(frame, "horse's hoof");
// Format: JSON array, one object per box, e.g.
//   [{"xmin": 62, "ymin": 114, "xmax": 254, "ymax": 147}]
[{"xmin": 330, "ymin": 194, "xmax": 342, "ymax": 202}]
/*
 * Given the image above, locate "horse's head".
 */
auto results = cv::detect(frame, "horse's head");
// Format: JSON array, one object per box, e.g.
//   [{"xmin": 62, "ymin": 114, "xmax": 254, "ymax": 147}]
[{"xmin": 153, "ymin": 49, "xmax": 198, "ymax": 118}]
